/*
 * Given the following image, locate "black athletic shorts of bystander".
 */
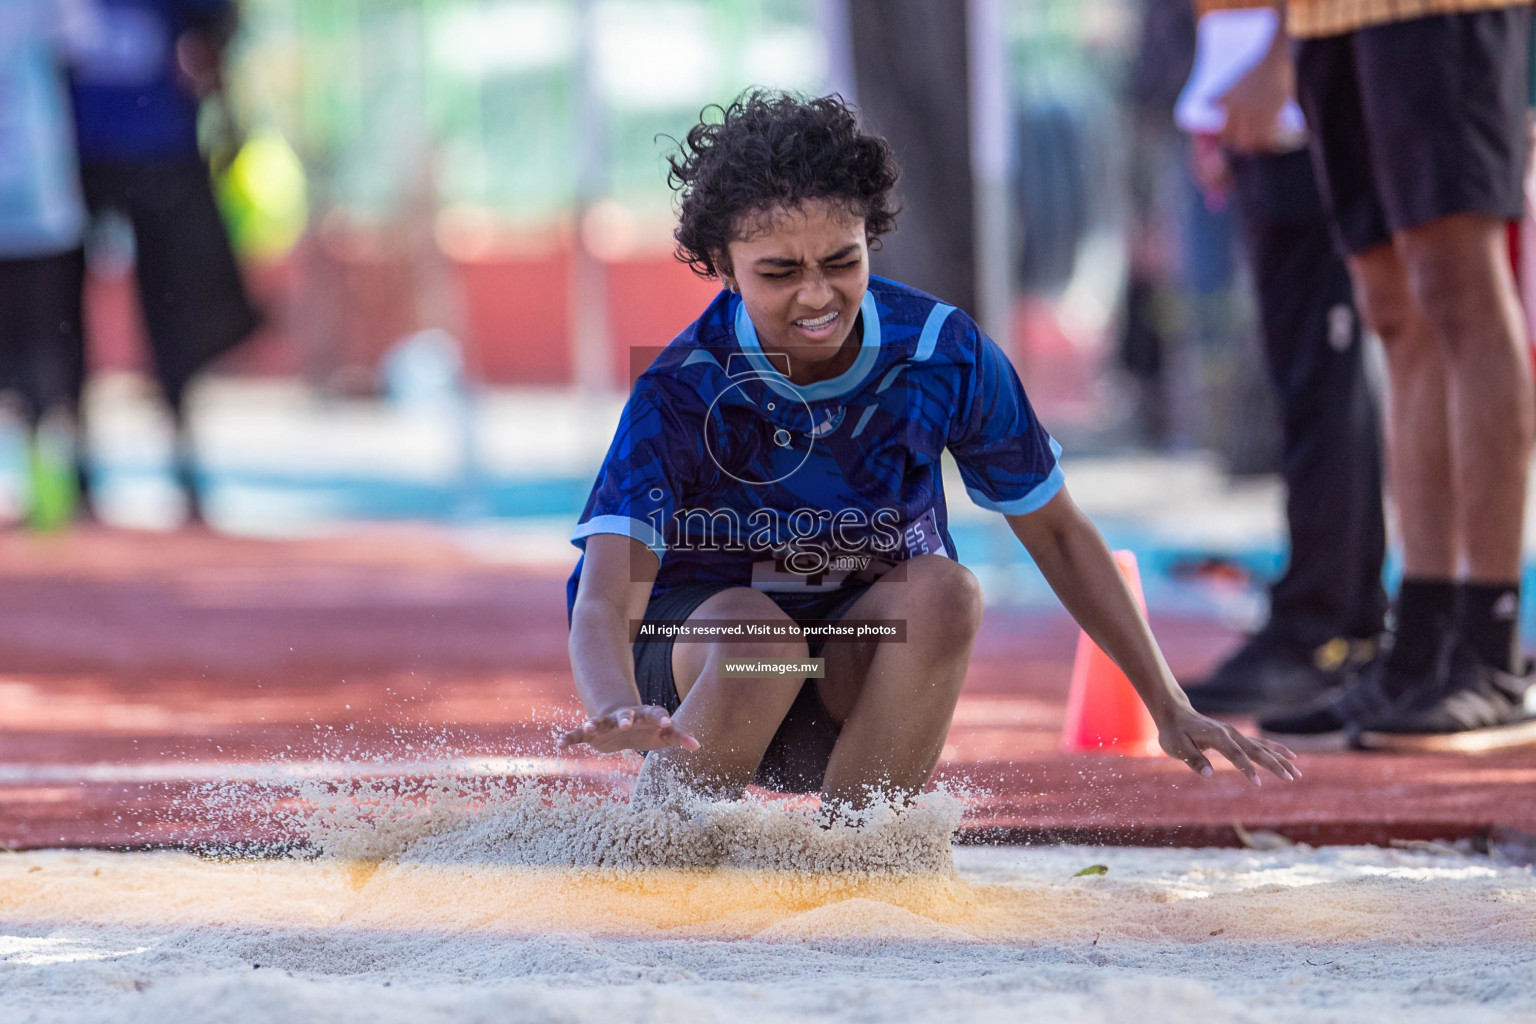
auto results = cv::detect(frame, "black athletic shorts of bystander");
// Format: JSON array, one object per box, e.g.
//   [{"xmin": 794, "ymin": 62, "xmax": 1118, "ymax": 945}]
[{"xmin": 1294, "ymin": 7, "xmax": 1532, "ymax": 256}]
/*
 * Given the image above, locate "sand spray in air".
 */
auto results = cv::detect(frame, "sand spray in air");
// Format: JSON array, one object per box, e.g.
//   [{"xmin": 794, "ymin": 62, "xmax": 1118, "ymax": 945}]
[
  {"xmin": 188, "ymin": 720, "xmax": 979, "ymax": 877},
  {"xmin": 303, "ymin": 772, "xmax": 989, "ymax": 931},
  {"xmin": 290, "ymin": 771, "xmax": 969, "ymax": 874},
  {"xmin": 188, "ymin": 752, "xmax": 985, "ymax": 930}
]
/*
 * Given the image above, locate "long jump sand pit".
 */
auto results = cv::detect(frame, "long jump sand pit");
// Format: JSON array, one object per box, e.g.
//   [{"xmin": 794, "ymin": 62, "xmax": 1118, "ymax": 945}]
[
  {"xmin": 3, "ymin": 529, "xmax": 1536, "ymax": 1022},
  {"xmin": 5, "ymin": 780, "xmax": 1535, "ymax": 1024}
]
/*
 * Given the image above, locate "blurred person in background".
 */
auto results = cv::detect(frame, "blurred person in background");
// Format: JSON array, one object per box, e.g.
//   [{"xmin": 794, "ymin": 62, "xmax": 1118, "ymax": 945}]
[
  {"xmin": 1118, "ymin": 0, "xmax": 1197, "ymax": 445},
  {"xmin": 0, "ymin": 0, "xmax": 92, "ymax": 529},
  {"xmin": 845, "ymin": 0, "xmax": 976, "ymax": 314},
  {"xmin": 1176, "ymin": 0, "xmax": 1388, "ymax": 720},
  {"xmin": 1119, "ymin": 0, "xmax": 1276, "ymax": 468},
  {"xmin": 67, "ymin": 0, "xmax": 261, "ymax": 525},
  {"xmin": 1228, "ymin": 0, "xmax": 1536, "ymax": 750}
]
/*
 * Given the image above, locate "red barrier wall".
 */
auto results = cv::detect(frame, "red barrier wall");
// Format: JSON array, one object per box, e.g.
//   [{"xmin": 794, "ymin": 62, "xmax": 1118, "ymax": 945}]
[{"xmin": 84, "ymin": 245, "xmax": 720, "ymax": 390}]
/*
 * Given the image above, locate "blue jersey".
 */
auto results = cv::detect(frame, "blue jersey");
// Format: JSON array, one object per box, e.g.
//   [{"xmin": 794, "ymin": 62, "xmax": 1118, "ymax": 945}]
[
  {"xmin": 567, "ymin": 276, "xmax": 1063, "ymax": 615},
  {"xmin": 68, "ymin": 0, "xmax": 228, "ymax": 162}
]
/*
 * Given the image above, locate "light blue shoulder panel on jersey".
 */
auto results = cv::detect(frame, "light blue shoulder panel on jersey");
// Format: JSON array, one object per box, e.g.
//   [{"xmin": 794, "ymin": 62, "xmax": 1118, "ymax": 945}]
[
  {"xmin": 570, "ymin": 514, "xmax": 667, "ymax": 555},
  {"xmin": 963, "ymin": 437, "xmax": 1066, "ymax": 516},
  {"xmin": 914, "ymin": 303, "xmax": 957, "ymax": 362}
]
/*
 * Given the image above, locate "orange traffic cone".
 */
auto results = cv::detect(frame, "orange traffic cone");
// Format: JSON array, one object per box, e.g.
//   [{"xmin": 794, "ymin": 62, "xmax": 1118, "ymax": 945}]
[{"xmin": 1060, "ymin": 550, "xmax": 1162, "ymax": 755}]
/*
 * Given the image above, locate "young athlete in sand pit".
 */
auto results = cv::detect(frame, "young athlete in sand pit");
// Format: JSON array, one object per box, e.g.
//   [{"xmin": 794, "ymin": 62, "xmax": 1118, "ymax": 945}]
[{"xmin": 559, "ymin": 91, "xmax": 1299, "ymax": 808}]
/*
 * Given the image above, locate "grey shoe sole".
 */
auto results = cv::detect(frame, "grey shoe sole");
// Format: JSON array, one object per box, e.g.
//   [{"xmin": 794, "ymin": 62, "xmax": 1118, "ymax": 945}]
[{"xmin": 1354, "ymin": 717, "xmax": 1536, "ymax": 753}]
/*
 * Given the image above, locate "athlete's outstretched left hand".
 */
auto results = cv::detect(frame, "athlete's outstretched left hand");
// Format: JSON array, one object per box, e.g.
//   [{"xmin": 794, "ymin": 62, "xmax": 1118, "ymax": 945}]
[
  {"xmin": 557, "ymin": 705, "xmax": 701, "ymax": 754},
  {"xmin": 1157, "ymin": 708, "xmax": 1299, "ymax": 786}
]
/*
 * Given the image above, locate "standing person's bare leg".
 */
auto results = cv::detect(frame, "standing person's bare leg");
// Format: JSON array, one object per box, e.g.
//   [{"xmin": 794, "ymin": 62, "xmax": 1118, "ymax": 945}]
[
  {"xmin": 1399, "ymin": 213, "xmax": 1535, "ymax": 675},
  {"xmin": 1351, "ymin": 245, "xmax": 1458, "ymax": 581},
  {"xmin": 1399, "ymin": 217, "xmax": 1534, "ymax": 582},
  {"xmin": 1349, "ymin": 246, "xmax": 1461, "ymax": 694},
  {"xmin": 1338, "ymin": 211, "xmax": 1536, "ymax": 749},
  {"xmin": 817, "ymin": 556, "xmax": 984, "ymax": 808},
  {"xmin": 1262, "ymin": 244, "xmax": 1460, "ymax": 740}
]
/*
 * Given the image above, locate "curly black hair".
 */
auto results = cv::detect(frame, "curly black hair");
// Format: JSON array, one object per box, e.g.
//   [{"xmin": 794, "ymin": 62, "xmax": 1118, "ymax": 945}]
[{"xmin": 666, "ymin": 90, "xmax": 900, "ymax": 280}]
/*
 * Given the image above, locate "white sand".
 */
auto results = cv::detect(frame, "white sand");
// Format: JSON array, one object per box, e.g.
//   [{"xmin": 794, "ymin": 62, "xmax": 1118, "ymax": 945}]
[{"xmin": 3, "ymin": 779, "xmax": 1534, "ymax": 1023}]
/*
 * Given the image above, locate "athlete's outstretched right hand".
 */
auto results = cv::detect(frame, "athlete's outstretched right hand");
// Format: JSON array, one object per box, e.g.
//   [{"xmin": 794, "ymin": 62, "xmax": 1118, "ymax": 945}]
[{"xmin": 557, "ymin": 705, "xmax": 701, "ymax": 754}]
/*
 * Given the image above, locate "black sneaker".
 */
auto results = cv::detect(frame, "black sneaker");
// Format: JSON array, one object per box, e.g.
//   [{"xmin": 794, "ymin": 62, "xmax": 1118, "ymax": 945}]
[
  {"xmin": 1353, "ymin": 645, "xmax": 1536, "ymax": 753},
  {"xmin": 1258, "ymin": 653, "xmax": 1416, "ymax": 751},
  {"xmin": 1186, "ymin": 628, "xmax": 1364, "ymax": 717}
]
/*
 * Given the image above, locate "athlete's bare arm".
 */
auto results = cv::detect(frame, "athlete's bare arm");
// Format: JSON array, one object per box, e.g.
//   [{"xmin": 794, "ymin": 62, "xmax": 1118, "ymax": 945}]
[
  {"xmin": 561, "ymin": 534, "xmax": 700, "ymax": 753},
  {"xmin": 1006, "ymin": 487, "xmax": 1299, "ymax": 784}
]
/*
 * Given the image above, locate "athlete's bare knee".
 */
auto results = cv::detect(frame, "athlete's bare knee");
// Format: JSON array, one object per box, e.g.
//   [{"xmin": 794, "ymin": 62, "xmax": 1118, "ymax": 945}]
[
  {"xmin": 692, "ymin": 593, "xmax": 809, "ymax": 679},
  {"xmin": 710, "ymin": 636, "xmax": 810, "ymax": 664},
  {"xmin": 675, "ymin": 587, "xmax": 807, "ymax": 699},
  {"xmin": 901, "ymin": 556, "xmax": 984, "ymax": 642}
]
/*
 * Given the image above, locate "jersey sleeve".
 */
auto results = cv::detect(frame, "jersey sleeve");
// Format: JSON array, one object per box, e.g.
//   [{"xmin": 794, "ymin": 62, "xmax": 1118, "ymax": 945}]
[
  {"xmin": 571, "ymin": 381, "xmax": 696, "ymax": 555},
  {"xmin": 946, "ymin": 322, "xmax": 1064, "ymax": 516}
]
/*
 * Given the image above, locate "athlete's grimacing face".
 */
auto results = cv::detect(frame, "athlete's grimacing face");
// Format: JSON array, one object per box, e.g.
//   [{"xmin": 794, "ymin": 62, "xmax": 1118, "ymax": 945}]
[{"xmin": 720, "ymin": 200, "xmax": 869, "ymax": 379}]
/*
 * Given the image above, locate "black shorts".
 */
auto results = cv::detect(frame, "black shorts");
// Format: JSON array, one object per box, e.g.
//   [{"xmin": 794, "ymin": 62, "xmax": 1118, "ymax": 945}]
[
  {"xmin": 0, "ymin": 248, "xmax": 86, "ymax": 422},
  {"xmin": 632, "ymin": 581, "xmax": 873, "ymax": 794},
  {"xmin": 1295, "ymin": 7, "xmax": 1532, "ymax": 255}
]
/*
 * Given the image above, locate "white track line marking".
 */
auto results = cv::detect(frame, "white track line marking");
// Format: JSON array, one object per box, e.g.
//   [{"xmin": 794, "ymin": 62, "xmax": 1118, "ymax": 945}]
[{"xmin": 0, "ymin": 758, "xmax": 627, "ymax": 785}]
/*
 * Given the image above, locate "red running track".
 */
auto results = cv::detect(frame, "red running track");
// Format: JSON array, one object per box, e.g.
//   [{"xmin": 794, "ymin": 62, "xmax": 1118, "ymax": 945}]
[{"xmin": 2, "ymin": 528, "xmax": 1532, "ymax": 851}]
